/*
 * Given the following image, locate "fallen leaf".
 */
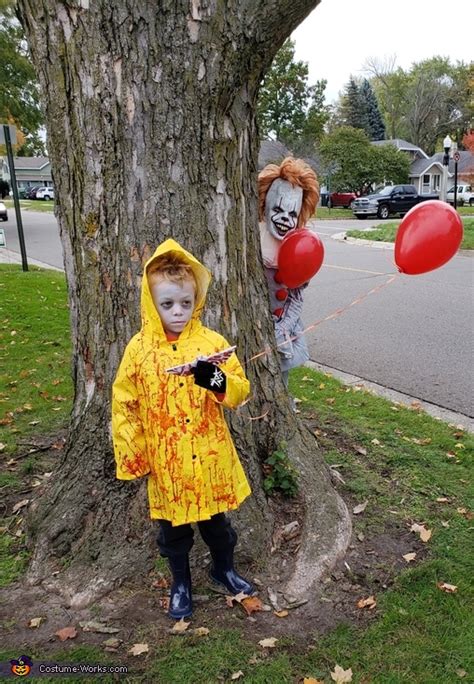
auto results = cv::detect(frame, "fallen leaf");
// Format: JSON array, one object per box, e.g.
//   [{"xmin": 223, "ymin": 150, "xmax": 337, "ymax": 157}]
[
  {"xmin": 454, "ymin": 443, "xmax": 465, "ymax": 450},
  {"xmin": 128, "ymin": 643, "xmax": 149, "ymax": 656},
  {"xmin": 441, "ymin": 521, "xmax": 450, "ymax": 528},
  {"xmin": 273, "ymin": 610, "xmax": 289, "ymax": 618},
  {"xmin": 456, "ymin": 668, "xmax": 467, "ymax": 678},
  {"xmin": 55, "ymin": 626, "xmax": 77, "ymax": 641},
  {"xmin": 258, "ymin": 637, "xmax": 278, "ymax": 648},
  {"xmin": 355, "ymin": 446, "xmax": 367, "ymax": 456},
  {"xmin": 437, "ymin": 582, "xmax": 458, "ymax": 593},
  {"xmin": 353, "ymin": 500, "xmax": 368, "ymax": 515},
  {"xmin": 152, "ymin": 576, "xmax": 169, "ymax": 589},
  {"xmin": 28, "ymin": 420, "xmax": 40, "ymax": 426},
  {"xmin": 436, "ymin": 497, "xmax": 449, "ymax": 503},
  {"xmin": 193, "ymin": 627, "xmax": 210, "ymax": 637},
  {"xmin": 102, "ymin": 637, "xmax": 122, "ymax": 650},
  {"xmin": 23, "ymin": 403, "xmax": 33, "ymax": 410},
  {"xmin": 12, "ymin": 499, "xmax": 30, "ymax": 514},
  {"xmin": 371, "ymin": 438, "xmax": 381, "ymax": 445},
  {"xmin": 231, "ymin": 671, "xmax": 244, "ymax": 680},
  {"xmin": 410, "ymin": 523, "xmax": 432, "ymax": 542},
  {"xmin": 79, "ymin": 620, "xmax": 120, "ymax": 634},
  {"xmin": 226, "ymin": 591, "xmax": 251, "ymax": 609},
  {"xmin": 28, "ymin": 617, "xmax": 44, "ymax": 628},
  {"xmin": 304, "ymin": 679, "xmax": 324, "ymax": 684},
  {"xmin": 170, "ymin": 619, "xmax": 190, "ymax": 633},
  {"xmin": 241, "ymin": 595, "xmax": 263, "ymax": 616},
  {"xmin": 330, "ymin": 664, "xmax": 353, "ymax": 682},
  {"xmin": 402, "ymin": 552, "xmax": 416, "ymax": 563},
  {"xmin": 357, "ymin": 596, "xmax": 376, "ymax": 610}
]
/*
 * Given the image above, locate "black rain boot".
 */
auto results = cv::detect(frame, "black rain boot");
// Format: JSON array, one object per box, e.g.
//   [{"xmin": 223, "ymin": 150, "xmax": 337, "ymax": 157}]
[
  {"xmin": 167, "ymin": 554, "xmax": 192, "ymax": 619},
  {"xmin": 209, "ymin": 547, "xmax": 254, "ymax": 596}
]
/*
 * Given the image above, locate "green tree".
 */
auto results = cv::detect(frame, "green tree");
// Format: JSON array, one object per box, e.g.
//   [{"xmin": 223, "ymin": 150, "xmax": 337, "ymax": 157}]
[
  {"xmin": 320, "ymin": 127, "xmax": 409, "ymax": 194},
  {"xmin": 257, "ymin": 39, "xmax": 329, "ymax": 152},
  {"xmin": 373, "ymin": 143, "xmax": 410, "ymax": 185},
  {"xmin": 361, "ymin": 79, "xmax": 385, "ymax": 140},
  {"xmin": 0, "ymin": 1, "xmax": 44, "ymax": 146},
  {"xmin": 339, "ymin": 77, "xmax": 367, "ymax": 131},
  {"xmin": 320, "ymin": 126, "xmax": 374, "ymax": 194}
]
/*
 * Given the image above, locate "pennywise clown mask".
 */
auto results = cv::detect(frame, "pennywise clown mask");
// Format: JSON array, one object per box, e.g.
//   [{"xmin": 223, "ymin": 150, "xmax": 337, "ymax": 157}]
[{"xmin": 264, "ymin": 178, "xmax": 303, "ymax": 240}]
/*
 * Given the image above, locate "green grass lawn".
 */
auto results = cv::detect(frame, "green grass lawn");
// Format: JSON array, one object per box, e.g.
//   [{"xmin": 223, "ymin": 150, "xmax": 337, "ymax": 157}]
[
  {"xmin": 0, "ymin": 266, "xmax": 72, "ymax": 453},
  {"xmin": 347, "ymin": 217, "xmax": 474, "ymax": 250},
  {"xmin": 0, "ymin": 265, "xmax": 473, "ymax": 683},
  {"xmin": 4, "ymin": 199, "xmax": 55, "ymax": 213}
]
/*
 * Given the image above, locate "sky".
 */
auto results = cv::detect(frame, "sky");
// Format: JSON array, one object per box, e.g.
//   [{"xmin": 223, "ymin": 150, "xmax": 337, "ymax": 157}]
[{"xmin": 291, "ymin": 0, "xmax": 473, "ymax": 103}]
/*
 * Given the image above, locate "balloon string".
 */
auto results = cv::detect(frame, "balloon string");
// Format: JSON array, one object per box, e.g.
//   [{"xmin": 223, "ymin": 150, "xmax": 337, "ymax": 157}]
[{"xmin": 241, "ymin": 272, "xmax": 400, "ymax": 420}]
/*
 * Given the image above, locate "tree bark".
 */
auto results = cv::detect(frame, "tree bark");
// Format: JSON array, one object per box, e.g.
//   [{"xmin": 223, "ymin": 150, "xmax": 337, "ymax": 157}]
[{"xmin": 17, "ymin": 0, "xmax": 350, "ymax": 607}]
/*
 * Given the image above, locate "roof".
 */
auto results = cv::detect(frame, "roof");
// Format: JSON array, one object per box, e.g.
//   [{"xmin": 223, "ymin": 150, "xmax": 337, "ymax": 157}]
[
  {"xmin": 371, "ymin": 138, "xmax": 428, "ymax": 155},
  {"xmin": 258, "ymin": 140, "xmax": 291, "ymax": 170},
  {"xmin": 13, "ymin": 157, "xmax": 50, "ymax": 170},
  {"xmin": 410, "ymin": 150, "xmax": 474, "ymax": 177}
]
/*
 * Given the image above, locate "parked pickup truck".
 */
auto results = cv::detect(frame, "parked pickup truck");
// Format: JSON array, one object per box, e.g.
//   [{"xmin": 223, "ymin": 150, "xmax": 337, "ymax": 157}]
[
  {"xmin": 446, "ymin": 184, "xmax": 474, "ymax": 207},
  {"xmin": 351, "ymin": 185, "xmax": 438, "ymax": 220}
]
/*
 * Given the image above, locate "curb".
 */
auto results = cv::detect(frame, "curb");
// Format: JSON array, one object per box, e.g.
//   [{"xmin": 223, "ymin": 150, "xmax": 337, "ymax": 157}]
[
  {"xmin": 0, "ymin": 248, "xmax": 63, "ymax": 272},
  {"xmin": 306, "ymin": 360, "xmax": 474, "ymax": 434}
]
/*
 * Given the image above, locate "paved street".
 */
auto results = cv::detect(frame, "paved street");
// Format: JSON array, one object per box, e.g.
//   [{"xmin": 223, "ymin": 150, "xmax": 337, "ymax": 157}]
[{"xmin": 1, "ymin": 210, "xmax": 473, "ymax": 418}]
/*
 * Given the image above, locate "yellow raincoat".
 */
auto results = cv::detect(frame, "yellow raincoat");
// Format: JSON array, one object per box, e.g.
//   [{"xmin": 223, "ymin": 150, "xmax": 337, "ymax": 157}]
[{"xmin": 112, "ymin": 239, "xmax": 251, "ymax": 525}]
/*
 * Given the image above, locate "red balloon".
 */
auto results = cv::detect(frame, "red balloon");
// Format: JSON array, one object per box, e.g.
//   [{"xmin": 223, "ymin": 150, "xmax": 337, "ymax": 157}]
[
  {"xmin": 395, "ymin": 201, "xmax": 463, "ymax": 275},
  {"xmin": 276, "ymin": 228, "xmax": 324, "ymax": 288}
]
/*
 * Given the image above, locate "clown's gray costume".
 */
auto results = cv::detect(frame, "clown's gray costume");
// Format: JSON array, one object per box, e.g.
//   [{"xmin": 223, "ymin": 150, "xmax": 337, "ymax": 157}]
[{"xmin": 258, "ymin": 158, "xmax": 319, "ymax": 386}]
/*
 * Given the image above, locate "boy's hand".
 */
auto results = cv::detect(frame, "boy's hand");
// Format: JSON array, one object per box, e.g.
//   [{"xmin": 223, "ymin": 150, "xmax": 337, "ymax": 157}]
[{"xmin": 191, "ymin": 361, "xmax": 227, "ymax": 393}]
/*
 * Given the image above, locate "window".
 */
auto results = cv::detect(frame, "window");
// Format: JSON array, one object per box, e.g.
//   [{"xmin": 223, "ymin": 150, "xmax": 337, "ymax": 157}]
[
  {"xmin": 423, "ymin": 174, "xmax": 430, "ymax": 184},
  {"xmin": 432, "ymin": 174, "xmax": 441, "ymax": 191}
]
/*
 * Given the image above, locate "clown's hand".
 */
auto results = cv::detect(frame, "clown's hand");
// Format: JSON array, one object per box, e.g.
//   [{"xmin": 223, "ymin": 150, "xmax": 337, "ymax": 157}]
[{"xmin": 191, "ymin": 361, "xmax": 227, "ymax": 393}]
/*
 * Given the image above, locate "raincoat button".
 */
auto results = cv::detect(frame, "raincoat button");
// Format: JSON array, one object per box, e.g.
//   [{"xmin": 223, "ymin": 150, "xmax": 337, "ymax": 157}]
[
  {"xmin": 192, "ymin": 454, "xmax": 196, "ymax": 460},
  {"xmin": 186, "ymin": 418, "xmax": 190, "ymax": 423},
  {"xmin": 179, "ymin": 382, "xmax": 184, "ymax": 387},
  {"xmin": 172, "ymin": 344, "xmax": 177, "ymax": 351}
]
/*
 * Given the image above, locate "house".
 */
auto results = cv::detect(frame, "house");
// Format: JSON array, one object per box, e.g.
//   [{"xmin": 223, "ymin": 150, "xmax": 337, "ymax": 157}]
[
  {"xmin": 0, "ymin": 156, "xmax": 53, "ymax": 191},
  {"xmin": 371, "ymin": 139, "xmax": 474, "ymax": 195}
]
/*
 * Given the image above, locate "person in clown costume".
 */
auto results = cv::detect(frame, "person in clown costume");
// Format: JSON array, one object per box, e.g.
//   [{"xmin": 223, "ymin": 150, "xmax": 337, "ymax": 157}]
[
  {"xmin": 112, "ymin": 239, "xmax": 254, "ymax": 620},
  {"xmin": 258, "ymin": 157, "xmax": 319, "ymax": 386}
]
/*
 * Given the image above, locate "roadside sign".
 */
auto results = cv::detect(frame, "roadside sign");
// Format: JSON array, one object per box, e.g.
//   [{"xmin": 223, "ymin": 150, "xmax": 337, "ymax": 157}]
[
  {"xmin": 0, "ymin": 228, "xmax": 5, "ymax": 247},
  {"xmin": 0, "ymin": 124, "xmax": 17, "ymax": 145},
  {"xmin": 453, "ymin": 151, "xmax": 460, "ymax": 162}
]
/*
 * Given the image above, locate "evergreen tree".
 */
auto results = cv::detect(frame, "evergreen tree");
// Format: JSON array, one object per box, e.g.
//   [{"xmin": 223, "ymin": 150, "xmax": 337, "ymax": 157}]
[
  {"xmin": 340, "ymin": 77, "xmax": 367, "ymax": 131},
  {"xmin": 361, "ymin": 79, "xmax": 386, "ymax": 140}
]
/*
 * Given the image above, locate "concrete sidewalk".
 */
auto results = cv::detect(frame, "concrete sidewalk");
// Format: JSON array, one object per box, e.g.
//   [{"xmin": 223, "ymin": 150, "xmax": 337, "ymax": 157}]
[{"xmin": 0, "ymin": 247, "xmax": 63, "ymax": 272}]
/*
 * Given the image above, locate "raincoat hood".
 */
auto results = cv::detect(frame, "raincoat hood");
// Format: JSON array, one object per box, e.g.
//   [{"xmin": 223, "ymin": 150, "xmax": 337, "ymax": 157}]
[{"xmin": 141, "ymin": 239, "xmax": 212, "ymax": 340}]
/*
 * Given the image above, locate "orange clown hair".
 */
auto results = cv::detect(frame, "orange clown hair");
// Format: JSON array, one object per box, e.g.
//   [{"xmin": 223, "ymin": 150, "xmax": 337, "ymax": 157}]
[{"xmin": 258, "ymin": 157, "xmax": 320, "ymax": 229}]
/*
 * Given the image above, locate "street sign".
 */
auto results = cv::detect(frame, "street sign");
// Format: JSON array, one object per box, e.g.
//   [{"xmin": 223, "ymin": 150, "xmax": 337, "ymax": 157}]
[
  {"xmin": 453, "ymin": 151, "xmax": 461, "ymax": 162},
  {"xmin": 0, "ymin": 124, "xmax": 17, "ymax": 145}
]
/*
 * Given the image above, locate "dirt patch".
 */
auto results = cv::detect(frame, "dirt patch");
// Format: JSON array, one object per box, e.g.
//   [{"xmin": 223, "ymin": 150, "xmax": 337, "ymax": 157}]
[{"xmin": 0, "ymin": 428, "xmax": 429, "ymax": 669}]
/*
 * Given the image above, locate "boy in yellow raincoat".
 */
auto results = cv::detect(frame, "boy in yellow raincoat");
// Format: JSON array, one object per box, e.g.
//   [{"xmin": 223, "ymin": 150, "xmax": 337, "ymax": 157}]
[{"xmin": 112, "ymin": 239, "xmax": 254, "ymax": 619}]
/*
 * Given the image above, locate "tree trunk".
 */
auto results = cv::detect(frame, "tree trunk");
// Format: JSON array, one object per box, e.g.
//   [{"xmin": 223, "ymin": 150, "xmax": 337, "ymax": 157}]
[{"xmin": 18, "ymin": 0, "xmax": 350, "ymax": 608}]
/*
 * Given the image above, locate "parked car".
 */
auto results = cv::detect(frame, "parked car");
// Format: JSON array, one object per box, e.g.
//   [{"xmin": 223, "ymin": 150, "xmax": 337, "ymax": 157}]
[
  {"xmin": 446, "ymin": 184, "xmax": 474, "ymax": 207},
  {"xmin": 351, "ymin": 185, "xmax": 438, "ymax": 219},
  {"xmin": 0, "ymin": 201, "xmax": 7, "ymax": 221},
  {"xmin": 328, "ymin": 191, "xmax": 358, "ymax": 209},
  {"xmin": 35, "ymin": 187, "xmax": 55, "ymax": 201},
  {"xmin": 26, "ymin": 186, "xmax": 41, "ymax": 199}
]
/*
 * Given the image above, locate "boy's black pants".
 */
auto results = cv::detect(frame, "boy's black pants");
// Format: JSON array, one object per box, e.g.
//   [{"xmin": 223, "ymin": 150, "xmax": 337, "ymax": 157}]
[{"xmin": 157, "ymin": 512, "xmax": 237, "ymax": 558}]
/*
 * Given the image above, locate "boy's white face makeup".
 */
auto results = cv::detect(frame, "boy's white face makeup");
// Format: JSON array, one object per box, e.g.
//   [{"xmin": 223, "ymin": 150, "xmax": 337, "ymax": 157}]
[
  {"xmin": 264, "ymin": 178, "xmax": 303, "ymax": 240},
  {"xmin": 150, "ymin": 280, "xmax": 195, "ymax": 334}
]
